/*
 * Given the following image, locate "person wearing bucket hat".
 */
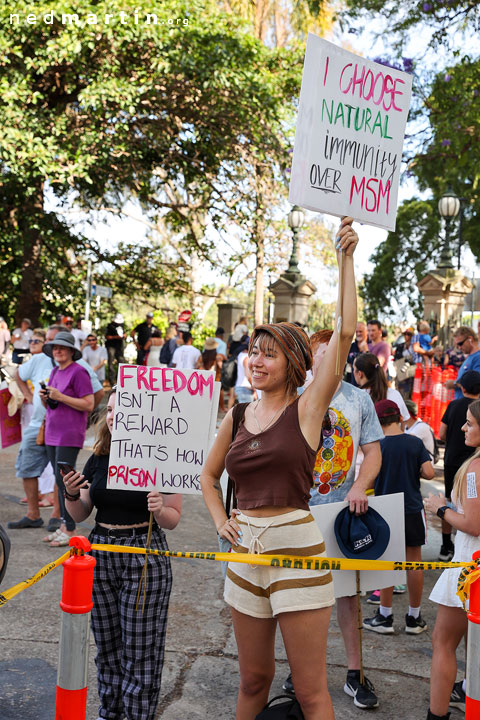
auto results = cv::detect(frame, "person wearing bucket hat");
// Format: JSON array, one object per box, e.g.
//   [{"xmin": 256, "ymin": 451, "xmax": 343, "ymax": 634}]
[
  {"xmin": 201, "ymin": 217, "xmax": 359, "ymax": 720},
  {"xmin": 363, "ymin": 399, "xmax": 434, "ymax": 636},
  {"xmin": 39, "ymin": 331, "xmax": 94, "ymax": 546},
  {"xmin": 105, "ymin": 313, "xmax": 125, "ymax": 385}
]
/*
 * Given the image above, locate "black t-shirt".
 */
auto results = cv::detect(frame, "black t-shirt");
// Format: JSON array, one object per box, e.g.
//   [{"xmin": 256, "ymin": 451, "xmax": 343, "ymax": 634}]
[
  {"xmin": 442, "ymin": 397, "xmax": 475, "ymax": 467},
  {"xmin": 376, "ymin": 434, "xmax": 430, "ymax": 514},
  {"xmin": 135, "ymin": 321, "xmax": 156, "ymax": 348},
  {"xmin": 105, "ymin": 322, "xmax": 124, "ymax": 348},
  {"xmin": 84, "ymin": 454, "xmax": 150, "ymax": 525}
]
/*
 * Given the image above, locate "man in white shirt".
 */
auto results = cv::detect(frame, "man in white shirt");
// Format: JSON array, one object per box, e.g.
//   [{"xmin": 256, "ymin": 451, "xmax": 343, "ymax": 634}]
[
  {"xmin": 171, "ymin": 331, "xmax": 200, "ymax": 369},
  {"xmin": 82, "ymin": 334, "xmax": 108, "ymax": 382},
  {"xmin": 404, "ymin": 399, "xmax": 435, "ymax": 458},
  {"xmin": 71, "ymin": 318, "xmax": 88, "ymax": 351}
]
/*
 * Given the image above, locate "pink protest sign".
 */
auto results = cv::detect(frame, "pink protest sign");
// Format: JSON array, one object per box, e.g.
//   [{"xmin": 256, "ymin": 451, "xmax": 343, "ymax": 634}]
[
  {"xmin": 289, "ymin": 35, "xmax": 413, "ymax": 231},
  {"xmin": 0, "ymin": 388, "xmax": 22, "ymax": 449},
  {"xmin": 108, "ymin": 365, "xmax": 220, "ymax": 494}
]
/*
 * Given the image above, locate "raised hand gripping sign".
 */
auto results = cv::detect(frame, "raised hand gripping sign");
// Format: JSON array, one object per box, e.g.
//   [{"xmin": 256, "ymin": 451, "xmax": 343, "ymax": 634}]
[
  {"xmin": 108, "ymin": 365, "xmax": 220, "ymax": 494},
  {"xmin": 289, "ymin": 35, "xmax": 413, "ymax": 231}
]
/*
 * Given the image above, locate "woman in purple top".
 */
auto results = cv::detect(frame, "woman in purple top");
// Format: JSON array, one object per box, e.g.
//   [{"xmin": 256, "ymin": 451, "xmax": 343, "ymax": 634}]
[{"xmin": 40, "ymin": 331, "xmax": 94, "ymax": 547}]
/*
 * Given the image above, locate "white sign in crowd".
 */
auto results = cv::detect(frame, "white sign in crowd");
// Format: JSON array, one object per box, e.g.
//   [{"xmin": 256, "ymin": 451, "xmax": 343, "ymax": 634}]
[
  {"xmin": 289, "ymin": 34, "xmax": 413, "ymax": 231},
  {"xmin": 108, "ymin": 365, "xmax": 220, "ymax": 494}
]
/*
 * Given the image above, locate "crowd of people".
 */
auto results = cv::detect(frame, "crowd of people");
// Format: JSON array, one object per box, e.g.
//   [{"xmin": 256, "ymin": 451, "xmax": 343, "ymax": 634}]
[{"xmin": 2, "ymin": 248, "xmax": 480, "ymax": 719}]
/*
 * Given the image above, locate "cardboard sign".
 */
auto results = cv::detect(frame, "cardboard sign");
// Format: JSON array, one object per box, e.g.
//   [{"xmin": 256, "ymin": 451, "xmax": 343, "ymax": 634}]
[
  {"xmin": 108, "ymin": 365, "xmax": 220, "ymax": 494},
  {"xmin": 310, "ymin": 493, "xmax": 406, "ymax": 597},
  {"xmin": 289, "ymin": 35, "xmax": 413, "ymax": 231},
  {"xmin": 0, "ymin": 387, "xmax": 22, "ymax": 449}
]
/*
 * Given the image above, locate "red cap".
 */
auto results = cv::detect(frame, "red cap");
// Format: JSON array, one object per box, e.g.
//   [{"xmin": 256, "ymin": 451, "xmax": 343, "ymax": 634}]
[{"xmin": 375, "ymin": 399, "xmax": 400, "ymax": 419}]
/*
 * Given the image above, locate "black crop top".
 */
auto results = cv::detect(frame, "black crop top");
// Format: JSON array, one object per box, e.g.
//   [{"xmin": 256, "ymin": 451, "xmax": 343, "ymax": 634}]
[{"xmin": 84, "ymin": 454, "xmax": 151, "ymax": 525}]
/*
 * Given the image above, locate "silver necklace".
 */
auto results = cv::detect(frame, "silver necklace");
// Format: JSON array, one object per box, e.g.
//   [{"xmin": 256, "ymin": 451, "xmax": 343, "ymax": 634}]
[{"xmin": 253, "ymin": 399, "xmax": 289, "ymax": 433}]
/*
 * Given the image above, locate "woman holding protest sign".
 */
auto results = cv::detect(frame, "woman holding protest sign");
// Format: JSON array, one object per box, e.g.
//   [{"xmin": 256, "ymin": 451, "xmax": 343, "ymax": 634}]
[
  {"xmin": 62, "ymin": 389, "xmax": 182, "ymax": 720},
  {"xmin": 201, "ymin": 217, "xmax": 358, "ymax": 720}
]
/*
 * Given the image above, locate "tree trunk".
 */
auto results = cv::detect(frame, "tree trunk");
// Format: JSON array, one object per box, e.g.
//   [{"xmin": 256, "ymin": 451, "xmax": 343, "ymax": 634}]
[{"xmin": 16, "ymin": 182, "xmax": 45, "ymax": 326}]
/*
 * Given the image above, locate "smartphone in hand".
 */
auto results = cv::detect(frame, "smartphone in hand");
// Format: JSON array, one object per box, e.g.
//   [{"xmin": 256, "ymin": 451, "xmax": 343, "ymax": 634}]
[{"xmin": 57, "ymin": 461, "xmax": 76, "ymax": 476}]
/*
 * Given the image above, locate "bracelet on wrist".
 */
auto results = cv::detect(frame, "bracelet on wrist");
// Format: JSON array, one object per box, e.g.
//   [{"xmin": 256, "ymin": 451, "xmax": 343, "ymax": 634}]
[{"xmin": 64, "ymin": 490, "xmax": 81, "ymax": 502}]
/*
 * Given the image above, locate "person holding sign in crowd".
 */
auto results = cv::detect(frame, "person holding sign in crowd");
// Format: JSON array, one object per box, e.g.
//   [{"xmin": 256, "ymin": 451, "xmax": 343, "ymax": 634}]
[
  {"xmin": 201, "ymin": 217, "xmax": 358, "ymax": 720},
  {"xmin": 424, "ymin": 400, "xmax": 480, "ymax": 720},
  {"xmin": 62, "ymin": 389, "xmax": 182, "ymax": 720}
]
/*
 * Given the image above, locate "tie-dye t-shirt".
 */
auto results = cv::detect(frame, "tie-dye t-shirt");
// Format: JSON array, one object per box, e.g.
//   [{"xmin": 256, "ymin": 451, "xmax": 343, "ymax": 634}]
[{"xmin": 309, "ymin": 381, "xmax": 383, "ymax": 506}]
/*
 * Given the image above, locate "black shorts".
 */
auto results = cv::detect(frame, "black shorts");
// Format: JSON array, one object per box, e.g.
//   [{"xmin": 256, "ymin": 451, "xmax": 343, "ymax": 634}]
[
  {"xmin": 405, "ymin": 510, "xmax": 426, "ymax": 547},
  {"xmin": 443, "ymin": 464, "xmax": 459, "ymax": 500}
]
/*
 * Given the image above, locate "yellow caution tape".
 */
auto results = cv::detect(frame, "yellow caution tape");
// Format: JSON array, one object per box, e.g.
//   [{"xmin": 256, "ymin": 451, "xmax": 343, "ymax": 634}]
[
  {"xmin": 457, "ymin": 558, "xmax": 480, "ymax": 607},
  {"xmin": 90, "ymin": 544, "xmax": 469, "ymax": 572},
  {"xmin": 0, "ymin": 549, "xmax": 72, "ymax": 607},
  {"xmin": 0, "ymin": 544, "xmax": 475, "ymax": 609}
]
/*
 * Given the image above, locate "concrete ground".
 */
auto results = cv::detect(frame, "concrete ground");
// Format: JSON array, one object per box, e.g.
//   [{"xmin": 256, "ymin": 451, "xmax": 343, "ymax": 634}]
[{"xmin": 0, "ymin": 438, "xmax": 464, "ymax": 720}]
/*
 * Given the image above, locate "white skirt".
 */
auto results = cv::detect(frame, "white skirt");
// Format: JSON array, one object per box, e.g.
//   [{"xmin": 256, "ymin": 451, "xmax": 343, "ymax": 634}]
[{"xmin": 430, "ymin": 529, "xmax": 480, "ymax": 608}]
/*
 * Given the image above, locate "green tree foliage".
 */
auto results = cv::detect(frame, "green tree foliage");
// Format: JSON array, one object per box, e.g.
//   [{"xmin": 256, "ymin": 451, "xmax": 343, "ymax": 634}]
[
  {"xmin": 340, "ymin": 0, "xmax": 479, "ymax": 316},
  {"xmin": 0, "ymin": 0, "xmax": 302, "ymax": 325},
  {"xmin": 361, "ymin": 198, "xmax": 442, "ymax": 319}
]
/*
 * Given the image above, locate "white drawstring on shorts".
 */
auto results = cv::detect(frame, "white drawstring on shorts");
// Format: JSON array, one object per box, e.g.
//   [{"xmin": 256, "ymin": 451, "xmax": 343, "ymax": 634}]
[{"xmin": 243, "ymin": 516, "xmax": 274, "ymax": 569}]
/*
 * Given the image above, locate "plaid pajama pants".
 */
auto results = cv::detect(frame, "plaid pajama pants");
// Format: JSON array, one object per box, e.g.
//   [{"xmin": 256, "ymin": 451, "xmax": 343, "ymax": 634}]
[{"xmin": 90, "ymin": 528, "xmax": 173, "ymax": 720}]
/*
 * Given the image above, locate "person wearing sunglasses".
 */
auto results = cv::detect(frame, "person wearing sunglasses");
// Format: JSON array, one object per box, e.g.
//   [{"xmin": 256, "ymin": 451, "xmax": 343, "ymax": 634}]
[{"xmin": 444, "ymin": 326, "xmax": 480, "ymax": 400}]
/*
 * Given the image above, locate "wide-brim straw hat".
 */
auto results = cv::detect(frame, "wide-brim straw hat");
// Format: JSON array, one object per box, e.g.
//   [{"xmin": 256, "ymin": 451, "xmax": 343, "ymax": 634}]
[
  {"xmin": 43, "ymin": 331, "xmax": 82, "ymax": 361},
  {"xmin": 204, "ymin": 338, "xmax": 219, "ymax": 350}
]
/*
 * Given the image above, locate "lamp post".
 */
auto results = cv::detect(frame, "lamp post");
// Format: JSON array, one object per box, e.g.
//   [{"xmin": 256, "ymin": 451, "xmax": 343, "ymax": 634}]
[
  {"xmin": 286, "ymin": 205, "xmax": 305, "ymax": 275},
  {"xmin": 438, "ymin": 189, "xmax": 460, "ymax": 269}
]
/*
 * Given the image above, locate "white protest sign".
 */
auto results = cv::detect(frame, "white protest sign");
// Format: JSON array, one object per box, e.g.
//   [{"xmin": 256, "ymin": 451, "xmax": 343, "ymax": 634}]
[
  {"xmin": 108, "ymin": 364, "xmax": 220, "ymax": 494},
  {"xmin": 310, "ymin": 493, "xmax": 406, "ymax": 598},
  {"xmin": 289, "ymin": 35, "xmax": 413, "ymax": 231}
]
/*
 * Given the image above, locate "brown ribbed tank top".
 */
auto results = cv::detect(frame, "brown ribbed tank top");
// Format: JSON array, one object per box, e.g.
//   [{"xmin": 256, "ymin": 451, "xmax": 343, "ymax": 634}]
[{"xmin": 224, "ymin": 397, "xmax": 316, "ymax": 511}]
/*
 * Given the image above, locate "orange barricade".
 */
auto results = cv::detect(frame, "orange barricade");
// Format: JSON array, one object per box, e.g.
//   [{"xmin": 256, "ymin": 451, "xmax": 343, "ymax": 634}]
[{"xmin": 410, "ymin": 364, "xmax": 457, "ymax": 437}]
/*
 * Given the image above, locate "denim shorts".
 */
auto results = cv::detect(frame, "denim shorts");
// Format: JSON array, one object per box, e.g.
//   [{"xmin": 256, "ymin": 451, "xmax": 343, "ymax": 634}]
[
  {"xmin": 235, "ymin": 387, "xmax": 254, "ymax": 403},
  {"xmin": 15, "ymin": 425, "xmax": 49, "ymax": 479}
]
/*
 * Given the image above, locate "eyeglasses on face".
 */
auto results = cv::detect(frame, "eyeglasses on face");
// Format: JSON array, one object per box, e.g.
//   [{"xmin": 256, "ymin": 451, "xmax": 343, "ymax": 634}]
[
  {"xmin": 87, "ymin": 337, "xmax": 96, "ymax": 342},
  {"xmin": 456, "ymin": 337, "xmax": 469, "ymax": 347},
  {"xmin": 29, "ymin": 339, "xmax": 43, "ymax": 344}
]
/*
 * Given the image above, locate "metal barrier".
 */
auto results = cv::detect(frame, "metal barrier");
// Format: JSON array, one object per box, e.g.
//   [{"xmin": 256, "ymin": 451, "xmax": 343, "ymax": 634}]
[{"xmin": 55, "ymin": 536, "xmax": 96, "ymax": 720}]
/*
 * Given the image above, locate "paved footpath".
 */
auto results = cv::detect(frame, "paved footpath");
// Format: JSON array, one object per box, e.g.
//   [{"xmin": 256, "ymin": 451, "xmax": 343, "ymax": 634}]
[{"xmin": 0, "ymin": 438, "xmax": 464, "ymax": 719}]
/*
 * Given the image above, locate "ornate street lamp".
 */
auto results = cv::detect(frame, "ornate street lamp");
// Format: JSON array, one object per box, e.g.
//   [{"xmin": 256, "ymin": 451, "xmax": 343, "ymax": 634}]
[
  {"xmin": 438, "ymin": 189, "xmax": 460, "ymax": 269},
  {"xmin": 286, "ymin": 205, "xmax": 305, "ymax": 274}
]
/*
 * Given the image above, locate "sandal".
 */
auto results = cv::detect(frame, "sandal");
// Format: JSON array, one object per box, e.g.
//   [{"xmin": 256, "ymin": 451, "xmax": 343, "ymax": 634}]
[
  {"xmin": 38, "ymin": 498, "xmax": 54, "ymax": 508},
  {"xmin": 43, "ymin": 529, "xmax": 62, "ymax": 543},
  {"xmin": 49, "ymin": 531, "xmax": 71, "ymax": 547}
]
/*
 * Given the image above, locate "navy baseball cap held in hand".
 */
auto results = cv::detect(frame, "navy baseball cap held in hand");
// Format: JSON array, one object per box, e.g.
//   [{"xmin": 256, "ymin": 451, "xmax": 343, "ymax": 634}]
[{"xmin": 334, "ymin": 506, "xmax": 391, "ymax": 560}]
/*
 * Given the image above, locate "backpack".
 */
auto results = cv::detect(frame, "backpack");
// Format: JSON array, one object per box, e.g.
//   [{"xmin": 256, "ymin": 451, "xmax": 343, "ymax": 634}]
[
  {"xmin": 221, "ymin": 356, "xmax": 238, "ymax": 388},
  {"xmin": 159, "ymin": 341, "xmax": 173, "ymax": 366}
]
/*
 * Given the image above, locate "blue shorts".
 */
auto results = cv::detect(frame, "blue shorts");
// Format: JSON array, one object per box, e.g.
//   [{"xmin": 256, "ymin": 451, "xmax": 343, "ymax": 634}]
[
  {"xmin": 235, "ymin": 387, "xmax": 254, "ymax": 403},
  {"xmin": 15, "ymin": 425, "xmax": 49, "ymax": 479}
]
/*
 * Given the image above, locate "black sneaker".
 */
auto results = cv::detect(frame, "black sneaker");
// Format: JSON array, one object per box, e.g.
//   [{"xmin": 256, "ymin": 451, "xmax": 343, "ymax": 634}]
[
  {"xmin": 449, "ymin": 680, "xmax": 465, "ymax": 711},
  {"xmin": 363, "ymin": 610, "xmax": 394, "ymax": 634},
  {"xmin": 344, "ymin": 672, "xmax": 379, "ymax": 709},
  {"xmin": 439, "ymin": 545, "xmax": 454, "ymax": 562},
  {"xmin": 282, "ymin": 672, "xmax": 294, "ymax": 695},
  {"xmin": 405, "ymin": 613, "xmax": 427, "ymax": 635}
]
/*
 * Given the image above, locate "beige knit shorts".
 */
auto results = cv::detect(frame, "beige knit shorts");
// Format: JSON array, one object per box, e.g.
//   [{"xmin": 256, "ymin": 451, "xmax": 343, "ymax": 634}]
[{"xmin": 224, "ymin": 510, "xmax": 335, "ymax": 619}]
